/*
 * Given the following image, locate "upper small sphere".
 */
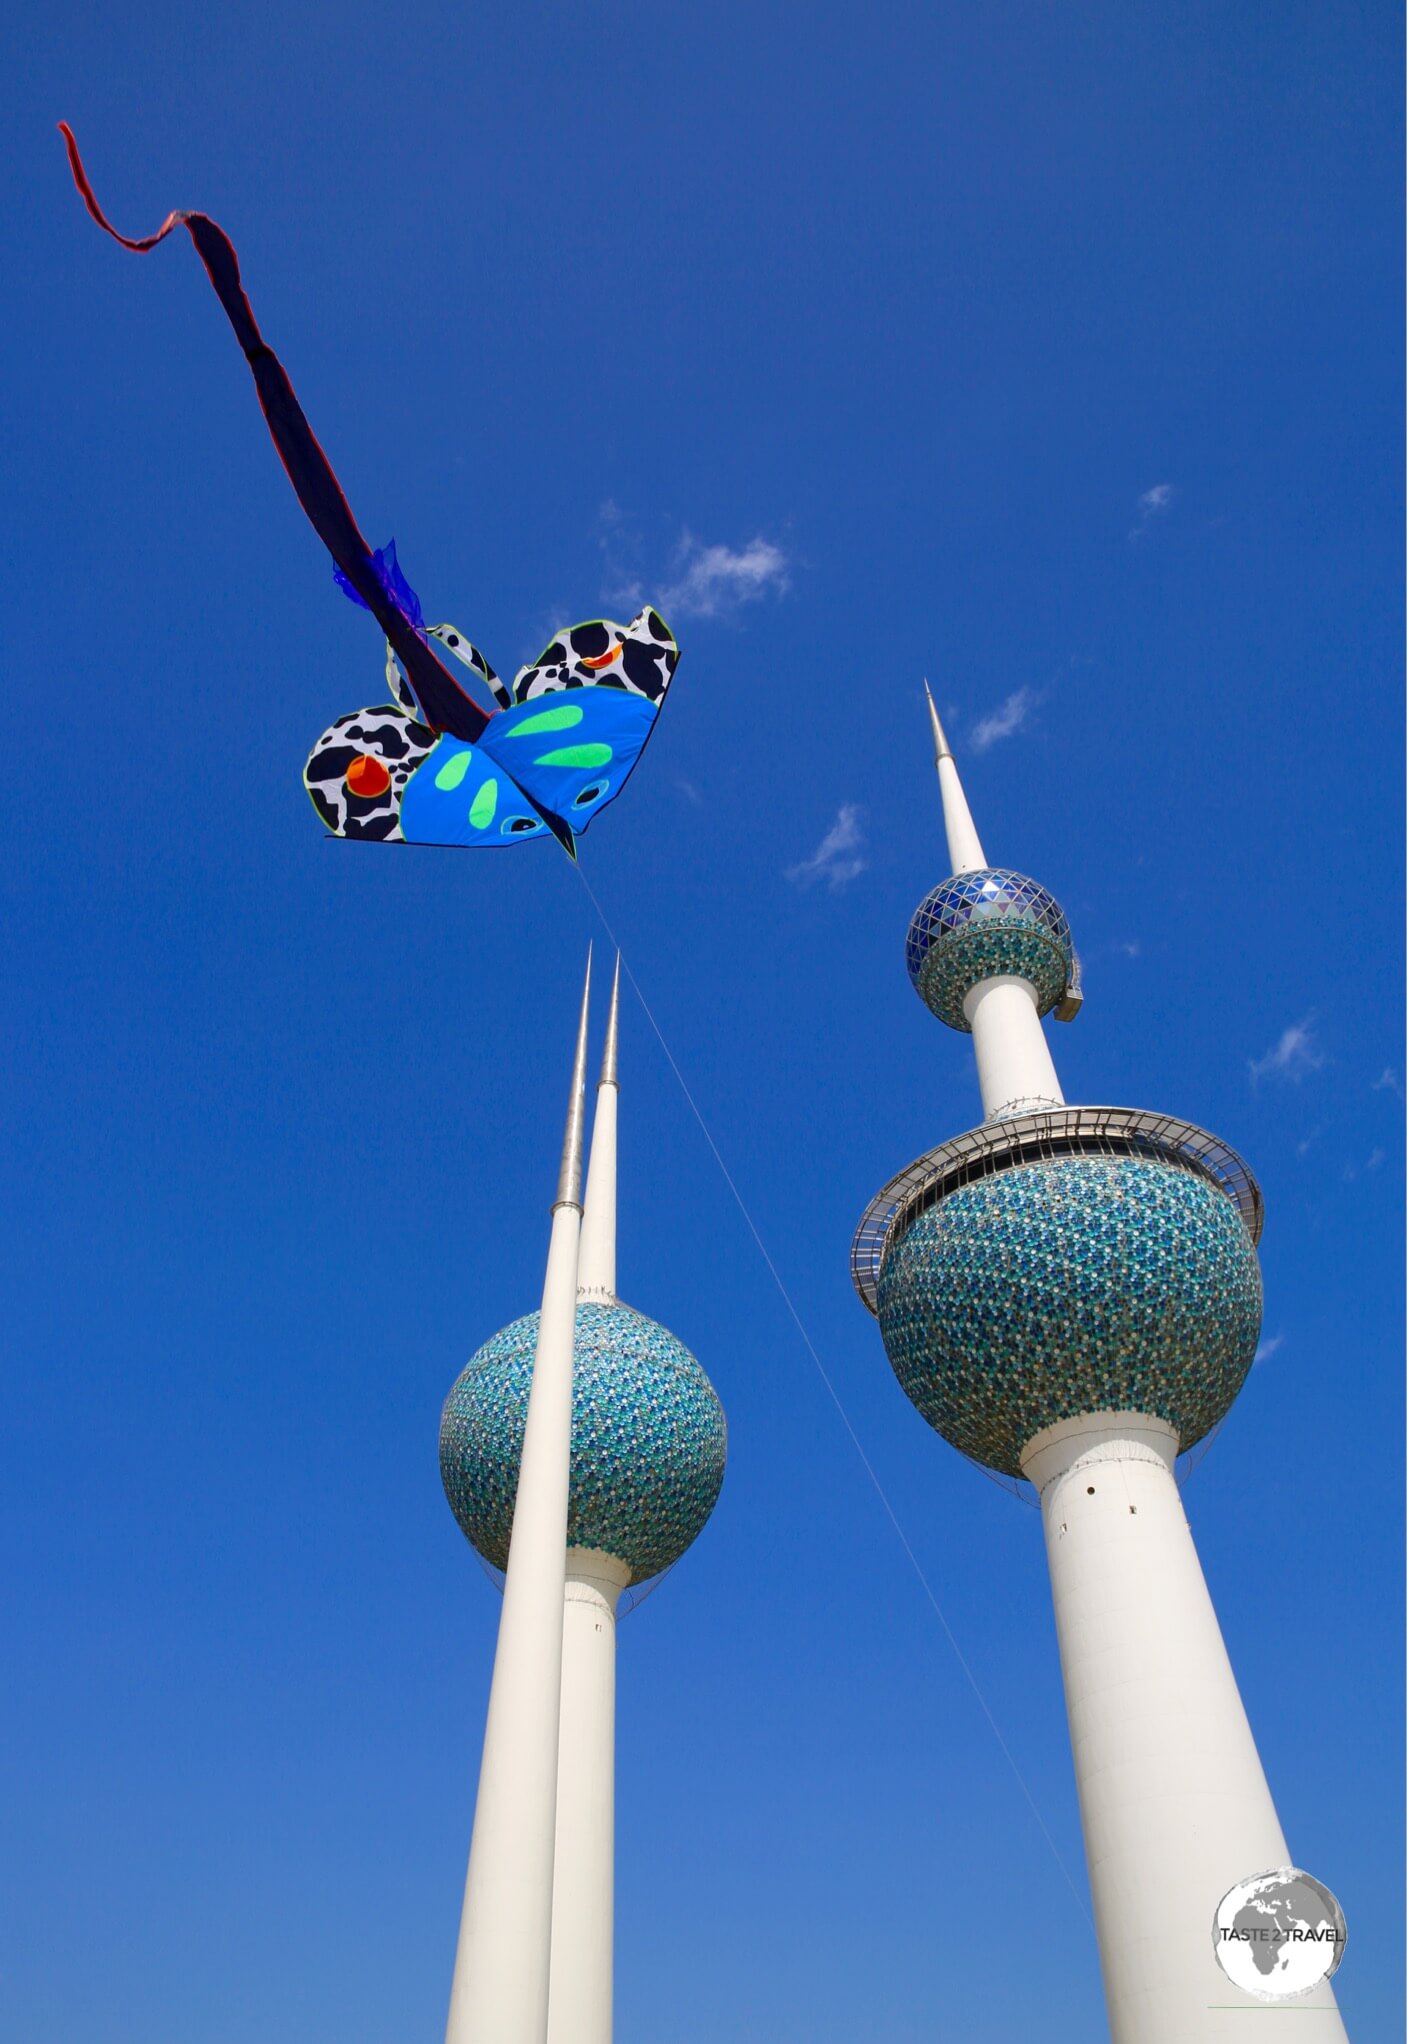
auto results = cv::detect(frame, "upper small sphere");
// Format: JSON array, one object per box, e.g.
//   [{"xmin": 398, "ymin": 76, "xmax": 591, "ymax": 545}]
[
  {"xmin": 876, "ymin": 1150, "xmax": 1262, "ymax": 1476},
  {"xmin": 440, "ymin": 1301, "xmax": 726, "ymax": 1582},
  {"xmin": 905, "ymin": 867, "xmax": 1074, "ymax": 1030}
]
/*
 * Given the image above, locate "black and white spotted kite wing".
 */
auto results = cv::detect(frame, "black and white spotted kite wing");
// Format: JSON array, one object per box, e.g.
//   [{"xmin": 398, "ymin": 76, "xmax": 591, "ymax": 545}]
[
  {"xmin": 512, "ymin": 606, "xmax": 679, "ymax": 705},
  {"xmin": 304, "ymin": 704, "xmax": 436, "ymax": 840}
]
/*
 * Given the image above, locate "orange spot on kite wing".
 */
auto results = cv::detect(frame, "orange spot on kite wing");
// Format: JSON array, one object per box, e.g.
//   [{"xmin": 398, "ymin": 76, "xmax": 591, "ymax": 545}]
[
  {"xmin": 346, "ymin": 754, "xmax": 392, "ymax": 799},
  {"xmin": 582, "ymin": 644, "xmax": 622, "ymax": 669}
]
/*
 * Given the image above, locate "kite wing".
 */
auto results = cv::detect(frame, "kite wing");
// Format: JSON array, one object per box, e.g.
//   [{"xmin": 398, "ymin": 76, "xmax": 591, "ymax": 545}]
[
  {"xmin": 397, "ymin": 607, "xmax": 680, "ymax": 851},
  {"xmin": 306, "ymin": 609, "xmax": 678, "ymax": 852},
  {"xmin": 393, "ymin": 690, "xmax": 656, "ymax": 851},
  {"xmin": 58, "ymin": 122, "xmax": 490, "ymax": 746},
  {"xmin": 510, "ymin": 607, "xmax": 678, "ymax": 704}
]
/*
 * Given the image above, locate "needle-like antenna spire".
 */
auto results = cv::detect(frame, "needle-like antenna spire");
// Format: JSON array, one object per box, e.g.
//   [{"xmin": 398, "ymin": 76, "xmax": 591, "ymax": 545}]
[{"xmin": 923, "ymin": 679, "xmax": 987, "ymax": 874}]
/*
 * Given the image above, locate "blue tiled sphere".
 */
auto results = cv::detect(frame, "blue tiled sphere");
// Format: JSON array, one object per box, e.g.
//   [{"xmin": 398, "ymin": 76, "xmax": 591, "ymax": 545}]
[
  {"xmin": 440, "ymin": 1301, "xmax": 726, "ymax": 1582},
  {"xmin": 905, "ymin": 868, "xmax": 1074, "ymax": 1030},
  {"xmin": 875, "ymin": 1153, "xmax": 1262, "ymax": 1475}
]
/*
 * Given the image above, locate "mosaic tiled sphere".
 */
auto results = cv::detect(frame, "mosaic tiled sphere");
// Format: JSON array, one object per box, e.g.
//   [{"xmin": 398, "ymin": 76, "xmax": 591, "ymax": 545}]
[
  {"xmin": 905, "ymin": 868, "xmax": 1074, "ymax": 1030},
  {"xmin": 440, "ymin": 1301, "xmax": 726, "ymax": 1583},
  {"xmin": 875, "ymin": 1152, "xmax": 1262, "ymax": 1476}
]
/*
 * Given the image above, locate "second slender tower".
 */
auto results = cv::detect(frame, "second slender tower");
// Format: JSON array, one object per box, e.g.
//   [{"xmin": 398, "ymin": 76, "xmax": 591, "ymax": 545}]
[{"xmin": 441, "ymin": 962, "xmax": 727, "ymax": 2044}]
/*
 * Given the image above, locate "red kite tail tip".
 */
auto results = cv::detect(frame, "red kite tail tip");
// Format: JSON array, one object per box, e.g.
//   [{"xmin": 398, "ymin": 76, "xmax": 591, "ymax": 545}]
[{"xmin": 58, "ymin": 121, "xmax": 187, "ymax": 253}]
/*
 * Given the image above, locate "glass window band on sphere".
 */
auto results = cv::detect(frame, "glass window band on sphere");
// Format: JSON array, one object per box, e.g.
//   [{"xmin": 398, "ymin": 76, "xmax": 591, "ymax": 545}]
[
  {"xmin": 905, "ymin": 867, "xmax": 1075, "ymax": 1030},
  {"xmin": 874, "ymin": 1150, "xmax": 1263, "ymax": 1477},
  {"xmin": 439, "ymin": 1301, "xmax": 727, "ymax": 1581}
]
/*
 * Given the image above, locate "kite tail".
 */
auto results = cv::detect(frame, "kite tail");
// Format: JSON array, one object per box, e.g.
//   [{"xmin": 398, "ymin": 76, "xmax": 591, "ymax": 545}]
[{"xmin": 58, "ymin": 123, "xmax": 490, "ymax": 747}]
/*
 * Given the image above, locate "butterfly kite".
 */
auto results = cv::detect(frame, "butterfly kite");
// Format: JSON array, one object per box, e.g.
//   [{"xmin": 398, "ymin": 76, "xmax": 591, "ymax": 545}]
[{"xmin": 59, "ymin": 126, "xmax": 679, "ymax": 859}]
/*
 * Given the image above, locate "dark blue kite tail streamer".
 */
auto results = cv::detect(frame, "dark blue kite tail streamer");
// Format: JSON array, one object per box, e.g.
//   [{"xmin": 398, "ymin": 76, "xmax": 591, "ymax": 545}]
[
  {"xmin": 58, "ymin": 123, "xmax": 488, "ymax": 745},
  {"xmin": 334, "ymin": 539, "xmax": 425, "ymax": 633}
]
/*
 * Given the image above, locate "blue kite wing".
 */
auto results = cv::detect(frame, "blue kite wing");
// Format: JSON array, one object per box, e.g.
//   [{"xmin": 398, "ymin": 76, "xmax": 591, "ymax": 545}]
[
  {"xmin": 398, "ymin": 732, "xmax": 555, "ymax": 848},
  {"xmin": 313, "ymin": 607, "xmax": 677, "ymax": 850},
  {"xmin": 482, "ymin": 689, "xmax": 659, "ymax": 826},
  {"xmin": 397, "ymin": 691, "xmax": 657, "ymax": 849}
]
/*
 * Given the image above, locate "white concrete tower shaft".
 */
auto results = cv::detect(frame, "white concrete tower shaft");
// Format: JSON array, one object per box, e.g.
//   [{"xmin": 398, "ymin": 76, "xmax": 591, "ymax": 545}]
[
  {"xmin": 904, "ymin": 696, "xmax": 1347, "ymax": 2038},
  {"xmin": 548, "ymin": 955, "xmax": 627, "ymax": 2044},
  {"xmin": 1022, "ymin": 1415, "xmax": 1348, "ymax": 2042},
  {"xmin": 547, "ymin": 1548, "xmax": 629, "ymax": 2044},
  {"xmin": 445, "ymin": 955, "xmax": 592, "ymax": 2044},
  {"xmin": 925, "ymin": 685, "xmax": 1064, "ymax": 1120}
]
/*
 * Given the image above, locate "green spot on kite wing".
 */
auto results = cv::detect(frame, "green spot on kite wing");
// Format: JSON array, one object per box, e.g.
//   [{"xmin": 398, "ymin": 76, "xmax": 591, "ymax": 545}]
[
  {"xmin": 506, "ymin": 703, "xmax": 585, "ymax": 738},
  {"xmin": 533, "ymin": 743, "xmax": 613, "ymax": 769},
  {"xmin": 434, "ymin": 751, "xmax": 472, "ymax": 791},
  {"xmin": 469, "ymin": 778, "xmax": 498, "ymax": 828}
]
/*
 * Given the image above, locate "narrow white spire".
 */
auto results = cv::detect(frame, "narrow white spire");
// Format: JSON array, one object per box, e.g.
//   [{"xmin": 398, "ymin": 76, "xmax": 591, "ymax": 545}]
[
  {"xmin": 921, "ymin": 685, "xmax": 1064, "ymax": 1117},
  {"xmin": 577, "ymin": 954, "xmax": 620, "ymax": 1302},
  {"xmin": 445, "ymin": 952, "xmax": 591, "ymax": 2044},
  {"xmin": 554, "ymin": 947, "xmax": 593, "ymax": 1210},
  {"xmin": 924, "ymin": 679, "xmax": 987, "ymax": 875}
]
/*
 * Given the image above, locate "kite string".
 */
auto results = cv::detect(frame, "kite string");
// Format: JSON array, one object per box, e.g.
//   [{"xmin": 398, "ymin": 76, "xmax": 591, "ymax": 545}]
[{"xmin": 571, "ymin": 861, "xmax": 1092, "ymax": 1928}]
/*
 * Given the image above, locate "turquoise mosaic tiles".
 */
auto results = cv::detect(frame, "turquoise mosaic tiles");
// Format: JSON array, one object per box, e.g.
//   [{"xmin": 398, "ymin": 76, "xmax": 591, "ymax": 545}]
[
  {"xmin": 875, "ymin": 1152, "xmax": 1262, "ymax": 1475},
  {"xmin": 439, "ymin": 1301, "xmax": 727, "ymax": 1582},
  {"xmin": 905, "ymin": 867, "xmax": 1074, "ymax": 1030}
]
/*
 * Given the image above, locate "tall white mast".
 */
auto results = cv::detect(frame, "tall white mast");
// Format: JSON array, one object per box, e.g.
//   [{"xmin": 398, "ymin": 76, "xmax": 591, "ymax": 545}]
[
  {"xmin": 445, "ymin": 954, "xmax": 592, "ymax": 2044},
  {"xmin": 924, "ymin": 680, "xmax": 987, "ymax": 872},
  {"xmin": 548, "ymin": 954, "xmax": 628, "ymax": 2044},
  {"xmin": 576, "ymin": 954, "xmax": 620, "ymax": 1304},
  {"xmin": 923, "ymin": 685, "xmax": 1064, "ymax": 1120}
]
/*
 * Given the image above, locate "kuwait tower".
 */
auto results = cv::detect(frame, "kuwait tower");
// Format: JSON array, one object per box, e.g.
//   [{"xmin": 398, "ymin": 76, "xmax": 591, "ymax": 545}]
[
  {"xmin": 850, "ymin": 692, "xmax": 1349, "ymax": 2041},
  {"xmin": 438, "ymin": 956, "xmax": 727, "ymax": 2044}
]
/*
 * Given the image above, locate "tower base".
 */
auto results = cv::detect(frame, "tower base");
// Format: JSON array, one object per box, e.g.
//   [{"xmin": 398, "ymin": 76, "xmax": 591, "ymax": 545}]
[{"xmin": 1022, "ymin": 1413, "xmax": 1348, "ymax": 2043}]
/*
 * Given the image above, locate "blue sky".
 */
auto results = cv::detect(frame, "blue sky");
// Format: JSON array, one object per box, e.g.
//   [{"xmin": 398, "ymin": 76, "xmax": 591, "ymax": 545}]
[{"xmin": 4, "ymin": 4, "xmax": 1402, "ymax": 2038}]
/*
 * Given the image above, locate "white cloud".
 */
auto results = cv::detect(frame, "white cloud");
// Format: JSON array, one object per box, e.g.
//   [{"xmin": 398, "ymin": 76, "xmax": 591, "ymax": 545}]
[
  {"xmin": 1118, "ymin": 940, "xmax": 1142, "ymax": 959},
  {"xmin": 659, "ymin": 533, "xmax": 790, "ymax": 619},
  {"xmin": 1373, "ymin": 1067, "xmax": 1405, "ymax": 1103},
  {"xmin": 1130, "ymin": 482, "xmax": 1176, "ymax": 541},
  {"xmin": 970, "ymin": 685, "xmax": 1039, "ymax": 753},
  {"xmin": 786, "ymin": 804, "xmax": 867, "ymax": 891},
  {"xmin": 1253, "ymin": 1333, "xmax": 1284, "ymax": 1366},
  {"xmin": 1248, "ymin": 1015, "xmax": 1325, "ymax": 1087}
]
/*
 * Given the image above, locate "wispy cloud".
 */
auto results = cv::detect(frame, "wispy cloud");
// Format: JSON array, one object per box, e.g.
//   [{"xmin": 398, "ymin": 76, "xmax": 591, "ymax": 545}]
[
  {"xmin": 970, "ymin": 685, "xmax": 1039, "ymax": 753},
  {"xmin": 1130, "ymin": 482, "xmax": 1176, "ymax": 542},
  {"xmin": 659, "ymin": 533, "xmax": 790, "ymax": 619},
  {"xmin": 1249, "ymin": 1014, "xmax": 1325, "ymax": 1088},
  {"xmin": 1373, "ymin": 1067, "xmax": 1405, "ymax": 1104},
  {"xmin": 1117, "ymin": 940, "xmax": 1142, "ymax": 959},
  {"xmin": 786, "ymin": 804, "xmax": 867, "ymax": 891},
  {"xmin": 1253, "ymin": 1333, "xmax": 1285, "ymax": 1366},
  {"xmin": 595, "ymin": 503, "xmax": 790, "ymax": 621}
]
